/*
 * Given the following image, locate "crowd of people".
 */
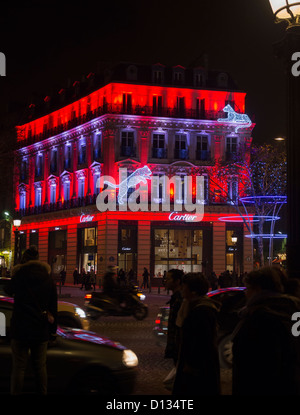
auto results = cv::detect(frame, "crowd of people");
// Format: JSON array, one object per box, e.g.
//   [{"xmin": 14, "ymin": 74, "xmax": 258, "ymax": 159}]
[
  {"xmin": 4, "ymin": 248, "xmax": 300, "ymax": 396},
  {"xmin": 164, "ymin": 266, "xmax": 300, "ymax": 396}
]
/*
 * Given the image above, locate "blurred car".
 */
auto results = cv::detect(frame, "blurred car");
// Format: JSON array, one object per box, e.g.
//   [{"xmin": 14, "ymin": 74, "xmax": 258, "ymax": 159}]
[
  {"xmin": 0, "ymin": 278, "xmax": 89, "ymax": 330},
  {"xmin": 153, "ymin": 287, "xmax": 246, "ymax": 369},
  {"xmin": 0, "ymin": 297, "xmax": 138, "ymax": 395}
]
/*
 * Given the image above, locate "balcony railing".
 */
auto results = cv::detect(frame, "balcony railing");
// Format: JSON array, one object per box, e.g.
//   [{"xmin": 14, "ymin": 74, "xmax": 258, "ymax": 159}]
[
  {"xmin": 16, "ymin": 104, "xmax": 226, "ymax": 148},
  {"xmin": 152, "ymin": 148, "xmax": 167, "ymax": 159}
]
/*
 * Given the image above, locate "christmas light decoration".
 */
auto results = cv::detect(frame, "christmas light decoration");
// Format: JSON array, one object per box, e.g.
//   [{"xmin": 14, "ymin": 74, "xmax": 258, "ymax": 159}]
[{"xmin": 217, "ymin": 104, "xmax": 252, "ymax": 132}]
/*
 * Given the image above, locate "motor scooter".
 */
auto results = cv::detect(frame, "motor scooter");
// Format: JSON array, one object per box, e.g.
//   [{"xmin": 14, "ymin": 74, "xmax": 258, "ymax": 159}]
[{"xmin": 85, "ymin": 285, "xmax": 148, "ymax": 320}]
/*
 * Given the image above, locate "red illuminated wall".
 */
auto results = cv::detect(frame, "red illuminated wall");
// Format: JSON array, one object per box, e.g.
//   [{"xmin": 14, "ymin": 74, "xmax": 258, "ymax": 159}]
[{"xmin": 16, "ymin": 83, "xmax": 246, "ymax": 141}]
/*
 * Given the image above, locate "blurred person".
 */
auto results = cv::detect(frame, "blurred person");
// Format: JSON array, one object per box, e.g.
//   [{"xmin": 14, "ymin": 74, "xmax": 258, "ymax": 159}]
[
  {"xmin": 102, "ymin": 266, "xmax": 119, "ymax": 298},
  {"xmin": 73, "ymin": 268, "xmax": 79, "ymax": 285},
  {"xmin": 164, "ymin": 269, "xmax": 184, "ymax": 365},
  {"xmin": 4, "ymin": 246, "xmax": 57, "ymax": 395},
  {"xmin": 142, "ymin": 267, "xmax": 149, "ymax": 289},
  {"xmin": 172, "ymin": 272, "xmax": 220, "ymax": 396},
  {"xmin": 232, "ymin": 266, "xmax": 300, "ymax": 395}
]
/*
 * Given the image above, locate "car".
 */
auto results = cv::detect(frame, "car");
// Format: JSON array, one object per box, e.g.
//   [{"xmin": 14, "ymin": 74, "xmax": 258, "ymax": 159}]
[
  {"xmin": 0, "ymin": 278, "xmax": 89, "ymax": 330},
  {"xmin": 153, "ymin": 287, "xmax": 247, "ymax": 369},
  {"xmin": 0, "ymin": 297, "xmax": 138, "ymax": 395}
]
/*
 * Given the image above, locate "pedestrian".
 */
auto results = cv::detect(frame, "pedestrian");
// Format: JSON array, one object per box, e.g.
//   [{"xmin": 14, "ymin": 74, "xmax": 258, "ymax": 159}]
[
  {"xmin": 232, "ymin": 266, "xmax": 300, "ymax": 395},
  {"xmin": 208, "ymin": 271, "xmax": 218, "ymax": 291},
  {"xmin": 172, "ymin": 272, "xmax": 220, "ymax": 396},
  {"xmin": 4, "ymin": 246, "xmax": 57, "ymax": 395},
  {"xmin": 80, "ymin": 268, "xmax": 86, "ymax": 290},
  {"xmin": 142, "ymin": 267, "xmax": 149, "ymax": 289},
  {"xmin": 73, "ymin": 268, "xmax": 79, "ymax": 285},
  {"xmin": 90, "ymin": 267, "xmax": 96, "ymax": 291},
  {"xmin": 60, "ymin": 268, "xmax": 66, "ymax": 286},
  {"xmin": 164, "ymin": 269, "xmax": 184, "ymax": 365}
]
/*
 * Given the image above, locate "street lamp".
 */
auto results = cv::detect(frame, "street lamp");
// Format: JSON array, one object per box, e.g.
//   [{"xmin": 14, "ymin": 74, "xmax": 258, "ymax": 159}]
[
  {"xmin": 269, "ymin": 1, "xmax": 300, "ymax": 26},
  {"xmin": 268, "ymin": 0, "xmax": 300, "ymax": 278},
  {"xmin": 13, "ymin": 219, "xmax": 21, "ymax": 265},
  {"xmin": 231, "ymin": 232, "xmax": 238, "ymax": 276}
]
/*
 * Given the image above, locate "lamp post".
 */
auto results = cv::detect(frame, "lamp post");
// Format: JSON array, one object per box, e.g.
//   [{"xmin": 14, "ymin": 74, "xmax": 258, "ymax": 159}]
[
  {"xmin": 268, "ymin": 1, "xmax": 300, "ymax": 278},
  {"xmin": 13, "ymin": 219, "xmax": 21, "ymax": 265}
]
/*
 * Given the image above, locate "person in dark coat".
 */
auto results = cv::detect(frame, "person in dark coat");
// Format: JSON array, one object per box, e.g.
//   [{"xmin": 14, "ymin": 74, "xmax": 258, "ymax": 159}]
[
  {"xmin": 172, "ymin": 272, "xmax": 220, "ymax": 396},
  {"xmin": 232, "ymin": 266, "xmax": 300, "ymax": 396},
  {"xmin": 4, "ymin": 246, "xmax": 57, "ymax": 395},
  {"xmin": 164, "ymin": 269, "xmax": 184, "ymax": 365}
]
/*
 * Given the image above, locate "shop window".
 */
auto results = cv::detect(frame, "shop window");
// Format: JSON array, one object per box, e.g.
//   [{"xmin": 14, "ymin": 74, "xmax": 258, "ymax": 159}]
[
  {"xmin": 77, "ymin": 226, "xmax": 97, "ymax": 274},
  {"xmin": 153, "ymin": 228, "xmax": 203, "ymax": 277},
  {"xmin": 118, "ymin": 225, "xmax": 137, "ymax": 276}
]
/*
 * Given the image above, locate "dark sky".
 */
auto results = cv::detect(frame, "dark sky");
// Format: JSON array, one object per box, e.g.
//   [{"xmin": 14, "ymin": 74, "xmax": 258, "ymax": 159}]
[{"xmin": 0, "ymin": 0, "xmax": 289, "ymax": 144}]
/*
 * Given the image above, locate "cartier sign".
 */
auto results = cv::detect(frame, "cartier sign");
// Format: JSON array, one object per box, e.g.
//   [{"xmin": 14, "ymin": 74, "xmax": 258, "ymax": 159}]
[{"xmin": 80, "ymin": 214, "xmax": 95, "ymax": 223}]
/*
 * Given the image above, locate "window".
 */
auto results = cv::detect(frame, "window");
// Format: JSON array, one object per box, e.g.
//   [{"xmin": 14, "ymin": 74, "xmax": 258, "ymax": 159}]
[
  {"xmin": 176, "ymin": 97, "xmax": 185, "ymax": 117},
  {"xmin": 78, "ymin": 177, "xmax": 85, "ymax": 198},
  {"xmin": 19, "ymin": 191, "xmax": 26, "ymax": 211},
  {"xmin": 35, "ymin": 153, "xmax": 43, "ymax": 178},
  {"xmin": 50, "ymin": 183, "xmax": 56, "ymax": 204},
  {"xmin": 196, "ymin": 135, "xmax": 210, "ymax": 161},
  {"xmin": 122, "ymin": 93, "xmax": 132, "ymax": 113},
  {"xmin": 153, "ymin": 95, "xmax": 163, "ymax": 115},
  {"xmin": 78, "ymin": 143, "xmax": 86, "ymax": 165},
  {"xmin": 196, "ymin": 98, "xmax": 205, "ymax": 118},
  {"xmin": 64, "ymin": 180, "xmax": 70, "ymax": 202},
  {"xmin": 228, "ymin": 177, "xmax": 239, "ymax": 205},
  {"xmin": 35, "ymin": 185, "xmax": 42, "ymax": 207},
  {"xmin": 226, "ymin": 136, "xmax": 238, "ymax": 161},
  {"xmin": 153, "ymin": 70, "xmax": 163, "ymax": 84},
  {"xmin": 174, "ymin": 134, "xmax": 188, "ymax": 159},
  {"xmin": 50, "ymin": 149, "xmax": 57, "ymax": 174},
  {"xmin": 64, "ymin": 144, "xmax": 72, "ymax": 170},
  {"xmin": 152, "ymin": 134, "xmax": 166, "ymax": 158},
  {"xmin": 20, "ymin": 159, "xmax": 28, "ymax": 182},
  {"xmin": 121, "ymin": 131, "xmax": 136, "ymax": 157},
  {"xmin": 93, "ymin": 132, "xmax": 101, "ymax": 160}
]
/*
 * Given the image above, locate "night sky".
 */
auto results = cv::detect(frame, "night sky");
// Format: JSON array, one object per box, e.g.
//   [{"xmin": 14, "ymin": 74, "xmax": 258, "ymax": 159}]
[{"xmin": 0, "ymin": 0, "xmax": 290, "ymax": 144}]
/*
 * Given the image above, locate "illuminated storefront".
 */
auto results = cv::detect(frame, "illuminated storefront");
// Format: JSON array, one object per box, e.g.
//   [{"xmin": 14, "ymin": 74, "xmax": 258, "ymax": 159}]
[{"xmin": 13, "ymin": 62, "xmax": 254, "ymax": 282}]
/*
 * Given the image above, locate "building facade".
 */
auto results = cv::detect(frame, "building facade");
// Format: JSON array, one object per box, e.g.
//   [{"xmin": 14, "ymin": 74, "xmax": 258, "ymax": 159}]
[{"xmin": 13, "ymin": 62, "xmax": 254, "ymax": 284}]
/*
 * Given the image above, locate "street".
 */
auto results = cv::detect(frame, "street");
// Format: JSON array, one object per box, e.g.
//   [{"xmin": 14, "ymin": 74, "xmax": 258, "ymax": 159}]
[{"xmin": 58, "ymin": 285, "xmax": 232, "ymax": 395}]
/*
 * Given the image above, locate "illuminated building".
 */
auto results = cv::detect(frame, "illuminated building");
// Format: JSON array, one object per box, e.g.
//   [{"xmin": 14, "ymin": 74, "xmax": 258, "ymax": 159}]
[{"xmin": 13, "ymin": 62, "xmax": 254, "ymax": 283}]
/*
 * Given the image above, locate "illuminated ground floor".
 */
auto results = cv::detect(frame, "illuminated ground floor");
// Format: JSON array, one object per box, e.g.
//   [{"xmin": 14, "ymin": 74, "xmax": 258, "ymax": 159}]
[{"xmin": 13, "ymin": 206, "xmax": 253, "ymax": 284}]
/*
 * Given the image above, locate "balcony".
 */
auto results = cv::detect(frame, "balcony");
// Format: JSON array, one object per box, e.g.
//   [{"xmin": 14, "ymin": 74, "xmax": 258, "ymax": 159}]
[
  {"xmin": 16, "ymin": 104, "xmax": 227, "ymax": 148},
  {"xmin": 174, "ymin": 148, "xmax": 189, "ymax": 160},
  {"xmin": 152, "ymin": 148, "xmax": 167, "ymax": 159},
  {"xmin": 121, "ymin": 146, "xmax": 136, "ymax": 158},
  {"xmin": 196, "ymin": 150, "xmax": 211, "ymax": 161}
]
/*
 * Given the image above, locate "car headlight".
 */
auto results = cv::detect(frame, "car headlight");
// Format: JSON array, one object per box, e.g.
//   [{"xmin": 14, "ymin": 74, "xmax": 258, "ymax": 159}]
[
  {"xmin": 122, "ymin": 349, "xmax": 138, "ymax": 367},
  {"xmin": 75, "ymin": 307, "xmax": 87, "ymax": 319}
]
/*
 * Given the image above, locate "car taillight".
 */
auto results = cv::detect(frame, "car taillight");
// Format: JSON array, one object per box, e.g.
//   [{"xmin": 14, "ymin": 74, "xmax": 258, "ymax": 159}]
[
  {"xmin": 85, "ymin": 294, "xmax": 92, "ymax": 300},
  {"xmin": 155, "ymin": 319, "xmax": 161, "ymax": 325}
]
